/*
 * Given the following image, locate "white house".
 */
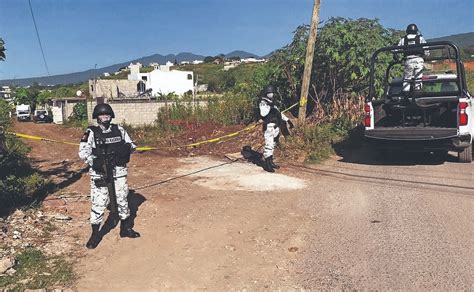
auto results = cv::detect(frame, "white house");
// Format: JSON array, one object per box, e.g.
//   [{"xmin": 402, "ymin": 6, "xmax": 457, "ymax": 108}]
[
  {"xmin": 0, "ymin": 86, "xmax": 12, "ymax": 101},
  {"xmin": 241, "ymin": 57, "xmax": 266, "ymax": 63},
  {"xmin": 128, "ymin": 63, "xmax": 194, "ymax": 96},
  {"xmin": 192, "ymin": 60, "xmax": 204, "ymax": 65}
]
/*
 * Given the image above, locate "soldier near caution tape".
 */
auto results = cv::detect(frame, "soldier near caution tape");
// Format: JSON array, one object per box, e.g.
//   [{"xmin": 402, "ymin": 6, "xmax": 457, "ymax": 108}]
[
  {"xmin": 78, "ymin": 103, "xmax": 140, "ymax": 249},
  {"xmin": 258, "ymin": 85, "xmax": 294, "ymax": 172}
]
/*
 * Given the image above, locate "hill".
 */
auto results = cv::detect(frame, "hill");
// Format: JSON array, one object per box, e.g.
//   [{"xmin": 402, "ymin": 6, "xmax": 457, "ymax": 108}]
[
  {"xmin": 0, "ymin": 51, "xmax": 261, "ymax": 87},
  {"xmin": 428, "ymin": 32, "xmax": 474, "ymax": 47},
  {"xmin": 428, "ymin": 32, "xmax": 474, "ymax": 61}
]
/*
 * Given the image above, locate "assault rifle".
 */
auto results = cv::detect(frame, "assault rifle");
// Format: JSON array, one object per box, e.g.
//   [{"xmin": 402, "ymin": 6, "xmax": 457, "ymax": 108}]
[{"xmin": 95, "ymin": 137, "xmax": 119, "ymax": 220}]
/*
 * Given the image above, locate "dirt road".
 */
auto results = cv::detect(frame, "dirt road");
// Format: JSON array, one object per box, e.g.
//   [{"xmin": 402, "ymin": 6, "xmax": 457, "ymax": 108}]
[{"xmin": 12, "ymin": 122, "xmax": 474, "ymax": 290}]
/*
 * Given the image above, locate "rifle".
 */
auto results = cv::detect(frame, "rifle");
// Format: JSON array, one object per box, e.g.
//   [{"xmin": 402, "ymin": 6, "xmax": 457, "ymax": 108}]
[{"xmin": 96, "ymin": 137, "xmax": 119, "ymax": 220}]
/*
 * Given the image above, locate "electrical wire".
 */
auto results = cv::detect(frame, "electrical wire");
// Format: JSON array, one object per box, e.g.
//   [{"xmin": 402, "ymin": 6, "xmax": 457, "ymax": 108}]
[{"xmin": 28, "ymin": 0, "xmax": 50, "ymax": 76}]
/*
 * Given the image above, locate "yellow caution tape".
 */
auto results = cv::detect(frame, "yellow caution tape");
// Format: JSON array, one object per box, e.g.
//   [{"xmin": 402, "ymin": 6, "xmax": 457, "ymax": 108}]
[
  {"xmin": 6, "ymin": 132, "xmax": 80, "ymax": 146},
  {"xmin": 5, "ymin": 102, "xmax": 300, "ymax": 151}
]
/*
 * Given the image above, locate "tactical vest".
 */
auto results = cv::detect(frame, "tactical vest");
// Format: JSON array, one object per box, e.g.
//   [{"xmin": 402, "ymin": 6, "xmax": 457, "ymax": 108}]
[
  {"xmin": 259, "ymin": 98, "xmax": 282, "ymax": 130},
  {"xmin": 403, "ymin": 35, "xmax": 424, "ymax": 57},
  {"xmin": 89, "ymin": 124, "xmax": 129, "ymax": 166}
]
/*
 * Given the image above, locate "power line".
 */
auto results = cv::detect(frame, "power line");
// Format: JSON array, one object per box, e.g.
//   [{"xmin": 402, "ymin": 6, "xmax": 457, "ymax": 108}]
[{"xmin": 28, "ymin": 0, "xmax": 50, "ymax": 76}]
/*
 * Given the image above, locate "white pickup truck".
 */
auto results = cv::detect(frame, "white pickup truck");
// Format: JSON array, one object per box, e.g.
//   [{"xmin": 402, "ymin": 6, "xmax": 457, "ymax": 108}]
[
  {"xmin": 364, "ymin": 41, "xmax": 473, "ymax": 163},
  {"xmin": 15, "ymin": 104, "xmax": 31, "ymax": 121}
]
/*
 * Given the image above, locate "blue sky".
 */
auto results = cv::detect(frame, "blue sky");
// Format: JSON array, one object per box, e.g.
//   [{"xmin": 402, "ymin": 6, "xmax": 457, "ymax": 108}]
[{"xmin": 0, "ymin": 0, "xmax": 472, "ymax": 79}]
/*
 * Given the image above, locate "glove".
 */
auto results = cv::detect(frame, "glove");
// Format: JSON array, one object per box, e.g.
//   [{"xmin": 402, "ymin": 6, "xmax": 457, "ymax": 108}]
[
  {"xmin": 116, "ymin": 143, "xmax": 132, "ymax": 165},
  {"xmin": 92, "ymin": 157, "xmax": 106, "ymax": 173},
  {"xmin": 287, "ymin": 120, "xmax": 294, "ymax": 129},
  {"xmin": 117, "ymin": 143, "xmax": 131, "ymax": 157}
]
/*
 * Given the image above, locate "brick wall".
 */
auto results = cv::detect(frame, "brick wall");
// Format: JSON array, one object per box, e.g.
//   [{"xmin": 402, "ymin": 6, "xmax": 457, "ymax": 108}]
[{"xmin": 87, "ymin": 99, "xmax": 207, "ymax": 126}]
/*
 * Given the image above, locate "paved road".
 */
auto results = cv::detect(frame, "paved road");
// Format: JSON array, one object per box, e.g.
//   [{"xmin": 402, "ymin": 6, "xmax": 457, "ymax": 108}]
[{"xmin": 295, "ymin": 148, "xmax": 474, "ymax": 290}]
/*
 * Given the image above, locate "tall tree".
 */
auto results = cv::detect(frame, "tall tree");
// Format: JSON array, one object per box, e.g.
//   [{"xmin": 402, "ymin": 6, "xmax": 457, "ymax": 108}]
[{"xmin": 268, "ymin": 18, "xmax": 399, "ymax": 108}]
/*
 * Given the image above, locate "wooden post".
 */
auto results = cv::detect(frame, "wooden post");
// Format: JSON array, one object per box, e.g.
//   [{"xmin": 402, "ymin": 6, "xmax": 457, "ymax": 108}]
[{"xmin": 298, "ymin": 0, "xmax": 321, "ymax": 125}]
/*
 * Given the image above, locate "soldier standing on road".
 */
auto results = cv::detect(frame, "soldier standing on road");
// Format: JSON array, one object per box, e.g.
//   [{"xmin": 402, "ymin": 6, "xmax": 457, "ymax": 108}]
[
  {"xmin": 398, "ymin": 23, "xmax": 430, "ymax": 95},
  {"xmin": 79, "ymin": 103, "xmax": 140, "ymax": 249},
  {"xmin": 258, "ymin": 85, "xmax": 294, "ymax": 172}
]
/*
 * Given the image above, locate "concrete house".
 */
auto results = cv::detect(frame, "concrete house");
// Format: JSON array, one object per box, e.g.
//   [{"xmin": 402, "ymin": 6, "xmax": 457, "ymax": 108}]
[
  {"xmin": 0, "ymin": 86, "xmax": 12, "ymax": 101},
  {"xmin": 128, "ymin": 63, "xmax": 194, "ymax": 96}
]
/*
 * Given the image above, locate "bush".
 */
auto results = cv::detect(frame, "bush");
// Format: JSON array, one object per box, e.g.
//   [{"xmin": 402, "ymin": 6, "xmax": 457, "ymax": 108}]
[
  {"xmin": 282, "ymin": 123, "xmax": 347, "ymax": 163},
  {"xmin": 69, "ymin": 102, "xmax": 87, "ymax": 121},
  {"xmin": 0, "ymin": 100, "xmax": 46, "ymax": 215},
  {"xmin": 63, "ymin": 103, "xmax": 88, "ymax": 130},
  {"xmin": 154, "ymin": 91, "xmax": 256, "ymax": 128}
]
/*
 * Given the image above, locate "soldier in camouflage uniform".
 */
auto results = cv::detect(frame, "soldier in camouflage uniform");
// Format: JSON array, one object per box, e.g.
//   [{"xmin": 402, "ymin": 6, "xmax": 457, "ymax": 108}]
[
  {"xmin": 258, "ymin": 85, "xmax": 293, "ymax": 172},
  {"xmin": 79, "ymin": 103, "xmax": 140, "ymax": 249}
]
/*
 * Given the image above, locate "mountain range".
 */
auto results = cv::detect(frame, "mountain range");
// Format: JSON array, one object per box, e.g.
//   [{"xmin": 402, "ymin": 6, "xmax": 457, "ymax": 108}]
[
  {"xmin": 1, "ymin": 32, "xmax": 472, "ymax": 87},
  {"xmin": 0, "ymin": 51, "xmax": 262, "ymax": 87}
]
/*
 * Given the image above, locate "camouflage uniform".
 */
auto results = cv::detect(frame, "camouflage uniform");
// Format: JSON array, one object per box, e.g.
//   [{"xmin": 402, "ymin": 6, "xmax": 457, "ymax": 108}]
[
  {"xmin": 259, "ymin": 97, "xmax": 289, "ymax": 159},
  {"xmin": 398, "ymin": 33, "xmax": 429, "ymax": 93},
  {"xmin": 79, "ymin": 124, "xmax": 136, "ymax": 225}
]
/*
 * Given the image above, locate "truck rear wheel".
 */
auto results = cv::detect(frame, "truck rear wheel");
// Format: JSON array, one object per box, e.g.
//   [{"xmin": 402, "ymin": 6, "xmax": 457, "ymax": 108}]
[{"xmin": 458, "ymin": 145, "xmax": 472, "ymax": 163}]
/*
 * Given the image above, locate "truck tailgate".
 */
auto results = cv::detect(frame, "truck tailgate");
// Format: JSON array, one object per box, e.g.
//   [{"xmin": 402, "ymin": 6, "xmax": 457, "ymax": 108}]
[{"xmin": 365, "ymin": 127, "xmax": 458, "ymax": 140}]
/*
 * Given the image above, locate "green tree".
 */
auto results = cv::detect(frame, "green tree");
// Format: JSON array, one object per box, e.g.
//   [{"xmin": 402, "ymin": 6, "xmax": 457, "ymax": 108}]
[
  {"xmin": 14, "ymin": 88, "xmax": 33, "ymax": 105},
  {"xmin": 204, "ymin": 56, "xmax": 215, "ymax": 63},
  {"xmin": 36, "ymin": 90, "xmax": 53, "ymax": 105},
  {"xmin": 268, "ymin": 18, "xmax": 399, "ymax": 102}
]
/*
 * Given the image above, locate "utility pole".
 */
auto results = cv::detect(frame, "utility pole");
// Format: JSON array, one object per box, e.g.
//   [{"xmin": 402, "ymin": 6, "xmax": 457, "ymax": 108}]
[{"xmin": 298, "ymin": 0, "xmax": 321, "ymax": 125}]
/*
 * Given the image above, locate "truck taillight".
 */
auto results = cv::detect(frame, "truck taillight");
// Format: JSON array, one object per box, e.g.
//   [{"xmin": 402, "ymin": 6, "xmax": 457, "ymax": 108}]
[
  {"xmin": 364, "ymin": 103, "xmax": 371, "ymax": 127},
  {"xmin": 459, "ymin": 102, "xmax": 468, "ymax": 126}
]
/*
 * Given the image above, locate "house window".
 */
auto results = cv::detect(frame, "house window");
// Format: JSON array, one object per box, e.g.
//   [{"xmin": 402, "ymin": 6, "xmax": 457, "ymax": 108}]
[
  {"xmin": 187, "ymin": 74, "xmax": 192, "ymax": 80},
  {"xmin": 142, "ymin": 76, "xmax": 148, "ymax": 81},
  {"xmin": 90, "ymin": 85, "xmax": 94, "ymax": 92}
]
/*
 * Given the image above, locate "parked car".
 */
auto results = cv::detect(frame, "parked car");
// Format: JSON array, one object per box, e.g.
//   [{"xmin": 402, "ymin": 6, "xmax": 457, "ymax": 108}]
[
  {"xmin": 16, "ymin": 104, "xmax": 31, "ymax": 121},
  {"xmin": 364, "ymin": 41, "xmax": 473, "ymax": 162},
  {"xmin": 33, "ymin": 109, "xmax": 53, "ymax": 123}
]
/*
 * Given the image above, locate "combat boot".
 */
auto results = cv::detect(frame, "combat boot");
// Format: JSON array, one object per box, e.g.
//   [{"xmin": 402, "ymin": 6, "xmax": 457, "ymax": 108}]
[
  {"xmin": 263, "ymin": 157, "xmax": 275, "ymax": 173},
  {"xmin": 86, "ymin": 224, "xmax": 101, "ymax": 249},
  {"xmin": 120, "ymin": 217, "xmax": 140, "ymax": 238},
  {"xmin": 269, "ymin": 155, "xmax": 280, "ymax": 169}
]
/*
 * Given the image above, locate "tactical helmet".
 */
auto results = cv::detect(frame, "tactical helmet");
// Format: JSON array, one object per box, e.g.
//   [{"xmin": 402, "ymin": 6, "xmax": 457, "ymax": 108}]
[
  {"xmin": 92, "ymin": 103, "xmax": 115, "ymax": 119},
  {"xmin": 406, "ymin": 24, "xmax": 419, "ymax": 34},
  {"xmin": 263, "ymin": 85, "xmax": 275, "ymax": 95}
]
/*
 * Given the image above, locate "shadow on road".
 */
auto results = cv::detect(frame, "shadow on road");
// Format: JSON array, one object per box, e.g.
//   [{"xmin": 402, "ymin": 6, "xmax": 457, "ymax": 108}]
[
  {"xmin": 335, "ymin": 143, "xmax": 458, "ymax": 166},
  {"xmin": 241, "ymin": 145, "xmax": 265, "ymax": 169},
  {"xmin": 97, "ymin": 190, "xmax": 146, "ymax": 245}
]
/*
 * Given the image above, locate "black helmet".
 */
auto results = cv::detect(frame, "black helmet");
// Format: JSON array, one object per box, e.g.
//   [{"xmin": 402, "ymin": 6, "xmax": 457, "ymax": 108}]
[
  {"xmin": 406, "ymin": 24, "xmax": 418, "ymax": 34},
  {"xmin": 263, "ymin": 85, "xmax": 275, "ymax": 95},
  {"xmin": 92, "ymin": 103, "xmax": 115, "ymax": 119}
]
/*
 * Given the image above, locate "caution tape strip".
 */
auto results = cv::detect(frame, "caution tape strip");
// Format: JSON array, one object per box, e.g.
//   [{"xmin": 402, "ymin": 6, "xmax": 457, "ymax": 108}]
[
  {"xmin": 4, "ymin": 102, "xmax": 300, "ymax": 151},
  {"xmin": 5, "ymin": 132, "xmax": 81, "ymax": 146}
]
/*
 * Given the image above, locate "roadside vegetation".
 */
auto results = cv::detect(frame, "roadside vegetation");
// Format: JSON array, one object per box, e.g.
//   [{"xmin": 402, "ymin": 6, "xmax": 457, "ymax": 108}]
[
  {"xmin": 13, "ymin": 82, "xmax": 88, "ymax": 108},
  {"xmin": 0, "ymin": 100, "xmax": 47, "ymax": 216},
  {"xmin": 140, "ymin": 18, "xmax": 399, "ymax": 162},
  {"xmin": 0, "ymin": 248, "xmax": 75, "ymax": 290}
]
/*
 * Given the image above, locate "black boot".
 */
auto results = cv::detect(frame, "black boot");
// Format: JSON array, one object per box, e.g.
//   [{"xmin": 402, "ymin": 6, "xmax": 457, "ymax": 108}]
[
  {"xmin": 269, "ymin": 156, "xmax": 280, "ymax": 169},
  {"xmin": 86, "ymin": 224, "xmax": 101, "ymax": 249},
  {"xmin": 120, "ymin": 217, "xmax": 140, "ymax": 238},
  {"xmin": 263, "ymin": 157, "xmax": 275, "ymax": 173}
]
